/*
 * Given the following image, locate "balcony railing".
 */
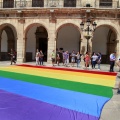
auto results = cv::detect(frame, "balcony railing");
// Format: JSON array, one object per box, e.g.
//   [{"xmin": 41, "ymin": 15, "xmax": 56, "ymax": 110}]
[
  {"xmin": 32, "ymin": 0, "xmax": 44, "ymax": 7},
  {"xmin": 99, "ymin": 2, "xmax": 112, "ymax": 7},
  {"xmin": 3, "ymin": 0, "xmax": 14, "ymax": 8},
  {"xmin": 64, "ymin": 0, "xmax": 76, "ymax": 7},
  {"xmin": 0, "ymin": 0, "xmax": 119, "ymax": 8}
]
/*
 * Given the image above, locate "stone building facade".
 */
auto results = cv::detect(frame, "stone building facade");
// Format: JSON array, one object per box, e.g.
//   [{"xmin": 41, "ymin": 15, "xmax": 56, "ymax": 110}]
[{"xmin": 0, "ymin": 0, "xmax": 120, "ymax": 63}]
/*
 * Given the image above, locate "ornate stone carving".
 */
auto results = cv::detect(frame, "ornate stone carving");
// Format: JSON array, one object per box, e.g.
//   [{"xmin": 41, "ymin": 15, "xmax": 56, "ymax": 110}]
[{"xmin": 18, "ymin": 18, "xmax": 25, "ymax": 24}]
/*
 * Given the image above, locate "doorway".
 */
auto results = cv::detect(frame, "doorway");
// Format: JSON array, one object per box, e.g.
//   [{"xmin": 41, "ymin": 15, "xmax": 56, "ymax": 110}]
[
  {"xmin": 39, "ymin": 38, "xmax": 48, "ymax": 61},
  {"xmin": 35, "ymin": 26, "xmax": 48, "ymax": 62}
]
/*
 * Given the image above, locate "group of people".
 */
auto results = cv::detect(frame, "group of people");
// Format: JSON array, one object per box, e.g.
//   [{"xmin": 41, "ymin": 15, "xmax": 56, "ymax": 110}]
[
  {"xmin": 51, "ymin": 50, "xmax": 82, "ymax": 67},
  {"xmin": 51, "ymin": 49, "xmax": 102, "ymax": 70},
  {"xmin": 51, "ymin": 50, "xmax": 120, "ymax": 73},
  {"xmin": 84, "ymin": 52, "xmax": 102, "ymax": 70},
  {"xmin": 35, "ymin": 49, "xmax": 44, "ymax": 65},
  {"xmin": 9, "ymin": 48, "xmax": 120, "ymax": 73},
  {"xmin": 34, "ymin": 49, "xmax": 120, "ymax": 74}
]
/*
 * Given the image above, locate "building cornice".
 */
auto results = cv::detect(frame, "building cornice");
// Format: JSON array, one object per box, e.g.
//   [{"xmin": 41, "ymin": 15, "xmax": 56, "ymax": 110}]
[{"xmin": 0, "ymin": 8, "xmax": 120, "ymax": 20}]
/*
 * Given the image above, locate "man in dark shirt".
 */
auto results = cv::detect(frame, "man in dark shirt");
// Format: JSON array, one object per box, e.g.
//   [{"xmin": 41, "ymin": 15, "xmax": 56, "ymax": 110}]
[{"xmin": 8, "ymin": 49, "xmax": 16, "ymax": 65}]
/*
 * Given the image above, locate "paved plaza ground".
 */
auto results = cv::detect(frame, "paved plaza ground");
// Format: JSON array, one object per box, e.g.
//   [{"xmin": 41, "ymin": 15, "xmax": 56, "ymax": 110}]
[{"xmin": 0, "ymin": 61, "xmax": 120, "ymax": 120}]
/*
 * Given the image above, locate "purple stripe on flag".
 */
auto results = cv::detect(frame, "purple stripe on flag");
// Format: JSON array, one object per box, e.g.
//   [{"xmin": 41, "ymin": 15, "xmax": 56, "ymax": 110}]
[{"xmin": 0, "ymin": 89, "xmax": 99, "ymax": 120}]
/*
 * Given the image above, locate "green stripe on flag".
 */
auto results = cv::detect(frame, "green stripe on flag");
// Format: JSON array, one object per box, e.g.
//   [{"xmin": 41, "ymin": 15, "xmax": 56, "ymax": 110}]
[{"xmin": 0, "ymin": 70, "xmax": 113, "ymax": 98}]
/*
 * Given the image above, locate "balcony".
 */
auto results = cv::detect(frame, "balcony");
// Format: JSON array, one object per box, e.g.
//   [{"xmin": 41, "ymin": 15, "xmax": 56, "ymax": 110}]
[
  {"xmin": 0, "ymin": 0, "xmax": 119, "ymax": 9},
  {"xmin": 100, "ymin": 2, "xmax": 112, "ymax": 7}
]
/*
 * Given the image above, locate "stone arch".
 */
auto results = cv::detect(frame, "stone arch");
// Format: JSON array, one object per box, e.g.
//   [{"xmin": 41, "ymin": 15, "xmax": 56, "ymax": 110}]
[
  {"xmin": 24, "ymin": 23, "xmax": 49, "ymax": 62},
  {"xmin": 92, "ymin": 23, "xmax": 118, "ymax": 63},
  {"xmin": 56, "ymin": 21, "xmax": 81, "ymax": 36},
  {"xmin": 24, "ymin": 23, "xmax": 49, "ymax": 38},
  {"xmin": 56, "ymin": 22, "xmax": 81, "ymax": 54},
  {"xmin": 0, "ymin": 23, "xmax": 17, "ymax": 60},
  {"xmin": 0, "ymin": 23, "xmax": 17, "ymax": 38},
  {"xmin": 93, "ymin": 24, "xmax": 118, "ymax": 40}
]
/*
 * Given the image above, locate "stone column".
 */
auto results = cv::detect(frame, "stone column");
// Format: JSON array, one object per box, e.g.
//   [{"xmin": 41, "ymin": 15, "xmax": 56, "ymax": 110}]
[
  {"xmin": 89, "ymin": 38, "xmax": 93, "ymax": 54},
  {"xmin": 119, "ymin": 0, "xmax": 120, "ymax": 7},
  {"xmin": 47, "ymin": 23, "xmax": 56, "ymax": 64},
  {"xmin": 80, "ymin": 36, "xmax": 87, "ymax": 67},
  {"xmin": 17, "ymin": 19, "xmax": 26, "ymax": 63},
  {"xmin": 59, "ymin": 0, "xmax": 64, "ymax": 7},
  {"xmin": 112, "ymin": 0, "xmax": 118, "ymax": 8},
  {"xmin": 95, "ymin": 0, "xmax": 99, "ymax": 8},
  {"xmin": 116, "ymin": 39, "xmax": 120, "ymax": 57},
  {"xmin": 80, "ymin": 36, "xmax": 87, "ymax": 55},
  {"xmin": 44, "ymin": 0, "xmax": 48, "ymax": 7},
  {"xmin": 76, "ymin": 0, "xmax": 81, "ymax": 7}
]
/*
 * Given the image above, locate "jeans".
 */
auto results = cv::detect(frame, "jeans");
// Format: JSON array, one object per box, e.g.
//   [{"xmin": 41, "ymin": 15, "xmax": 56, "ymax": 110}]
[
  {"xmin": 110, "ymin": 61, "xmax": 115, "ymax": 72},
  {"xmin": 97, "ymin": 61, "xmax": 101, "ymax": 69},
  {"xmin": 40, "ymin": 57, "xmax": 43, "ymax": 65},
  {"xmin": 92, "ymin": 61, "xmax": 96, "ymax": 68},
  {"xmin": 64, "ymin": 59, "xmax": 69, "ymax": 66},
  {"xmin": 77, "ymin": 59, "xmax": 80, "ymax": 67}
]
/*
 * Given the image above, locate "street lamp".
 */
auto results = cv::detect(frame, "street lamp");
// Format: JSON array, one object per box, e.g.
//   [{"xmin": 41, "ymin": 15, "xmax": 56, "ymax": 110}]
[{"xmin": 80, "ymin": 19, "xmax": 97, "ymax": 52}]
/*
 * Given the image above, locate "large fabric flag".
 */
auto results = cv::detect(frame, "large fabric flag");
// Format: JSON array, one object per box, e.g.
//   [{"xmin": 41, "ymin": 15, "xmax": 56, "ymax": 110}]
[{"xmin": 0, "ymin": 64, "xmax": 117, "ymax": 120}]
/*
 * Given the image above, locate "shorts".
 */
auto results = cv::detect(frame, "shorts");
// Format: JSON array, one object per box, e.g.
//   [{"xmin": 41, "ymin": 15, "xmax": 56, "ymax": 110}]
[{"xmin": 52, "ymin": 58, "xmax": 55, "ymax": 62}]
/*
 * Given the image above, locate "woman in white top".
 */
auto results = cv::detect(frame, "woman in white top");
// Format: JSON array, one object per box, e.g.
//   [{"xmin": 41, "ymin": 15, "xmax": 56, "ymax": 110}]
[
  {"xmin": 35, "ymin": 49, "xmax": 40, "ymax": 65},
  {"xmin": 91, "ymin": 53, "xmax": 98, "ymax": 69}
]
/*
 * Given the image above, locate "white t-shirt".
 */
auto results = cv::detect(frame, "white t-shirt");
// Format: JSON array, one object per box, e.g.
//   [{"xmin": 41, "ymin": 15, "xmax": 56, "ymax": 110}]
[
  {"xmin": 36, "ymin": 52, "xmax": 40, "ymax": 57},
  {"xmin": 92, "ymin": 55, "xmax": 98, "ymax": 61}
]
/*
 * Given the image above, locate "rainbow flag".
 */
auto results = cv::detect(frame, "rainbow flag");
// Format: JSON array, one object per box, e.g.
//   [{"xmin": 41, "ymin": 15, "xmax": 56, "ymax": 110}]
[{"xmin": 0, "ymin": 64, "xmax": 117, "ymax": 120}]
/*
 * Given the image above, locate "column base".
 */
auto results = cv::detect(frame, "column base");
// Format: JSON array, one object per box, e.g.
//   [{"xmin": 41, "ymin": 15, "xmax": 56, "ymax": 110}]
[{"xmin": 17, "ymin": 57, "xmax": 26, "ymax": 63}]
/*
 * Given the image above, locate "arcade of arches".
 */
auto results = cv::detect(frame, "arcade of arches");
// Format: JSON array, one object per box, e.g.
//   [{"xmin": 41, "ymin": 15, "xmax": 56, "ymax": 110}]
[{"xmin": 0, "ymin": 23, "xmax": 119, "ymax": 64}]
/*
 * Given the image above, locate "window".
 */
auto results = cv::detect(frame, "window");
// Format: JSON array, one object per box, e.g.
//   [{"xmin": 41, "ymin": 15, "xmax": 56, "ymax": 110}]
[
  {"xmin": 64, "ymin": 0, "xmax": 76, "ymax": 7},
  {"xmin": 99, "ymin": 0, "xmax": 112, "ymax": 7},
  {"xmin": 3, "ymin": 0, "xmax": 14, "ymax": 8},
  {"xmin": 32, "ymin": 0, "xmax": 44, "ymax": 7}
]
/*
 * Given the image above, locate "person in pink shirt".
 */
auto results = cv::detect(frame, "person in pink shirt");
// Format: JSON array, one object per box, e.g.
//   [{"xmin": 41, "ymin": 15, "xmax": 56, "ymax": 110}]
[{"xmin": 84, "ymin": 52, "xmax": 90, "ymax": 70}]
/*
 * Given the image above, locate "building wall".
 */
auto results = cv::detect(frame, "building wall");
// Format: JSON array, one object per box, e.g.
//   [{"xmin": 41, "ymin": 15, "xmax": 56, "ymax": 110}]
[
  {"xmin": 0, "ymin": 0, "xmax": 120, "ymax": 62},
  {"xmin": 0, "ymin": 17, "xmax": 120, "ymax": 62}
]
